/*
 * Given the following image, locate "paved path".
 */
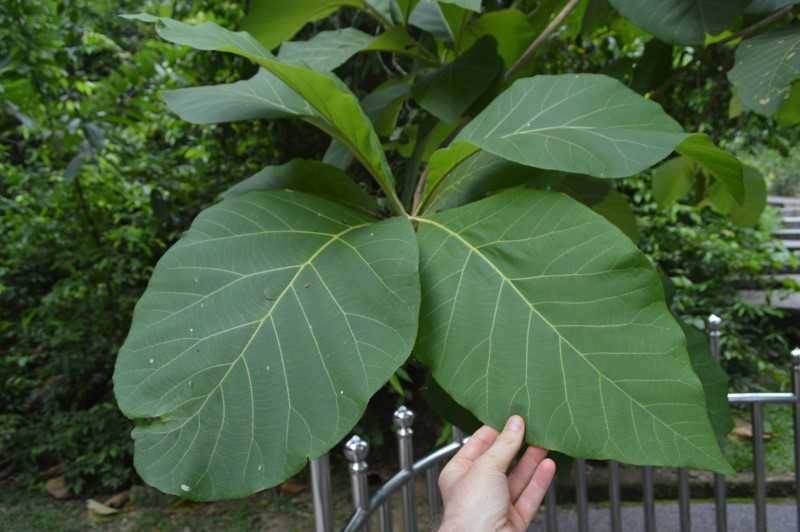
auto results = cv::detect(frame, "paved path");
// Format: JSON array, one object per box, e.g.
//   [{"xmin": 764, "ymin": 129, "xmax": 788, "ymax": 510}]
[{"xmin": 528, "ymin": 501, "xmax": 797, "ymax": 531}]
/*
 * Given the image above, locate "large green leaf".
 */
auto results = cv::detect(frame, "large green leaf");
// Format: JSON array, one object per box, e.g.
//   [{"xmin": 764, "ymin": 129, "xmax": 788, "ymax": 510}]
[
  {"xmin": 221, "ymin": 159, "xmax": 379, "ymax": 215},
  {"xmin": 114, "ymin": 190, "xmax": 420, "ymax": 499},
  {"xmin": 676, "ymin": 134, "xmax": 744, "ymax": 204},
  {"xmin": 241, "ymin": 0, "xmax": 364, "ymax": 50},
  {"xmin": 728, "ymin": 25, "xmax": 800, "ymax": 116},
  {"xmin": 126, "ymin": 15, "xmax": 402, "ymax": 213},
  {"xmin": 413, "ymin": 188, "xmax": 732, "ymax": 473},
  {"xmin": 609, "ymin": 0, "xmax": 750, "ymax": 44},
  {"xmin": 278, "ymin": 29, "xmax": 374, "ymax": 71},
  {"xmin": 680, "ymin": 322, "xmax": 733, "ymax": 443},
  {"xmin": 163, "ymin": 69, "xmax": 315, "ymax": 124},
  {"xmin": 413, "ymin": 36, "xmax": 503, "ymax": 123},
  {"xmin": 457, "ymin": 74, "xmax": 688, "ymax": 178}
]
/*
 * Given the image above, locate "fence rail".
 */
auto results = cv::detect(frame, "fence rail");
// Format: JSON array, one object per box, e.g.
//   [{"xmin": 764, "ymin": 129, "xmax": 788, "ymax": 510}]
[{"xmin": 306, "ymin": 315, "xmax": 800, "ymax": 532}]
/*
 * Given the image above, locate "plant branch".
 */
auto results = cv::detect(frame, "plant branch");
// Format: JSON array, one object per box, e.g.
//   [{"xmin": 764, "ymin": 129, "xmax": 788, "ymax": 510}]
[
  {"xmin": 504, "ymin": 0, "xmax": 582, "ymax": 82},
  {"xmin": 652, "ymin": 4, "xmax": 797, "ymax": 99}
]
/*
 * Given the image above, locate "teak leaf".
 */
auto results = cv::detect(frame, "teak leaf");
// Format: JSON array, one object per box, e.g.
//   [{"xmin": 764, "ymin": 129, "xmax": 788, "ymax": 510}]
[
  {"xmin": 114, "ymin": 190, "xmax": 420, "ymax": 499},
  {"xmin": 676, "ymin": 134, "xmax": 744, "ymax": 204},
  {"xmin": 125, "ymin": 14, "xmax": 402, "ymax": 213},
  {"xmin": 609, "ymin": 0, "xmax": 749, "ymax": 45},
  {"xmin": 457, "ymin": 74, "xmax": 688, "ymax": 178},
  {"xmin": 728, "ymin": 25, "xmax": 800, "ymax": 117},
  {"xmin": 278, "ymin": 28, "xmax": 374, "ymax": 71},
  {"xmin": 413, "ymin": 188, "xmax": 732, "ymax": 473}
]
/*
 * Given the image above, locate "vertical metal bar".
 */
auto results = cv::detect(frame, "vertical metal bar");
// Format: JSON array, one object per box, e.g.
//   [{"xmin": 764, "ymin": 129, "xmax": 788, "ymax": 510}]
[
  {"xmin": 678, "ymin": 468, "xmax": 691, "ymax": 532},
  {"xmin": 310, "ymin": 454, "xmax": 334, "ymax": 532},
  {"xmin": 609, "ymin": 460, "xmax": 622, "ymax": 532},
  {"xmin": 344, "ymin": 435, "xmax": 371, "ymax": 532},
  {"xmin": 575, "ymin": 459, "xmax": 589, "ymax": 532},
  {"xmin": 642, "ymin": 466, "xmax": 656, "ymax": 532},
  {"xmin": 452, "ymin": 426, "xmax": 465, "ymax": 443},
  {"xmin": 378, "ymin": 501, "xmax": 393, "ymax": 532},
  {"xmin": 752, "ymin": 403, "xmax": 767, "ymax": 532},
  {"xmin": 426, "ymin": 464, "xmax": 442, "ymax": 526},
  {"xmin": 708, "ymin": 314, "xmax": 728, "ymax": 532},
  {"xmin": 792, "ymin": 347, "xmax": 800, "ymax": 532},
  {"xmin": 545, "ymin": 484, "xmax": 558, "ymax": 532},
  {"xmin": 394, "ymin": 406, "xmax": 417, "ymax": 532}
]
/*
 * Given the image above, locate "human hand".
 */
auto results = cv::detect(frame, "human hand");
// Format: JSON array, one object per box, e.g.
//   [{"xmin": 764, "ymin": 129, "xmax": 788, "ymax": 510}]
[{"xmin": 437, "ymin": 416, "xmax": 556, "ymax": 532}]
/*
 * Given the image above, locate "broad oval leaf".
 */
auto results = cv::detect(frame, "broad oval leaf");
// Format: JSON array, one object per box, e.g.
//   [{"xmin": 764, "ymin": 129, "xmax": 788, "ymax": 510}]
[
  {"xmin": 126, "ymin": 15, "xmax": 402, "ymax": 212},
  {"xmin": 278, "ymin": 28, "xmax": 374, "ymax": 71},
  {"xmin": 114, "ymin": 190, "xmax": 420, "ymax": 499},
  {"xmin": 414, "ymin": 188, "xmax": 732, "ymax": 473},
  {"xmin": 728, "ymin": 25, "xmax": 800, "ymax": 116},
  {"xmin": 457, "ymin": 74, "xmax": 688, "ymax": 178},
  {"xmin": 609, "ymin": 0, "xmax": 749, "ymax": 45}
]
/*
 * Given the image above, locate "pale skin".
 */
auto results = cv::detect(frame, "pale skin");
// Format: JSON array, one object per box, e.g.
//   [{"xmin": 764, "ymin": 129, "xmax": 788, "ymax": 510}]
[{"xmin": 437, "ymin": 416, "xmax": 556, "ymax": 532}]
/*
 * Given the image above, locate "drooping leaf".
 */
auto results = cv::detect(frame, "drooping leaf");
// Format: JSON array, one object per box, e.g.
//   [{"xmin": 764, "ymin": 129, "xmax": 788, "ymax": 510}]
[
  {"xmin": 414, "ymin": 188, "xmax": 732, "ymax": 473},
  {"xmin": 728, "ymin": 25, "xmax": 800, "ymax": 116},
  {"xmin": 220, "ymin": 159, "xmax": 379, "ymax": 215},
  {"xmin": 464, "ymin": 8, "xmax": 537, "ymax": 68},
  {"xmin": 676, "ymin": 134, "xmax": 744, "ymax": 204},
  {"xmin": 413, "ymin": 36, "xmax": 504, "ymax": 123},
  {"xmin": 114, "ymin": 190, "xmax": 421, "ymax": 500},
  {"xmin": 776, "ymin": 81, "xmax": 800, "ymax": 126},
  {"xmin": 163, "ymin": 69, "xmax": 315, "ymax": 124},
  {"xmin": 241, "ymin": 0, "xmax": 364, "ymax": 50},
  {"xmin": 278, "ymin": 29, "xmax": 374, "ymax": 71},
  {"xmin": 457, "ymin": 74, "xmax": 688, "ymax": 178},
  {"xmin": 746, "ymin": 0, "xmax": 800, "ymax": 14},
  {"xmin": 652, "ymin": 156, "xmax": 697, "ymax": 209},
  {"xmin": 609, "ymin": 0, "xmax": 750, "ymax": 44},
  {"xmin": 680, "ymin": 321, "xmax": 733, "ymax": 443},
  {"xmin": 125, "ymin": 15, "xmax": 402, "ymax": 212},
  {"xmin": 707, "ymin": 165, "xmax": 767, "ymax": 227}
]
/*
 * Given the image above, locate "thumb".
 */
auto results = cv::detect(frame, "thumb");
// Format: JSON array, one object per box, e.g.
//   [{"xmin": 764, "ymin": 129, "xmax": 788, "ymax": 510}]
[{"xmin": 475, "ymin": 415, "xmax": 525, "ymax": 473}]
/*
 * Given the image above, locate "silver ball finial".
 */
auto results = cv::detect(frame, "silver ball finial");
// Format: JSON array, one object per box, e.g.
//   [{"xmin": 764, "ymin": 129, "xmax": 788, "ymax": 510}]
[
  {"xmin": 708, "ymin": 314, "xmax": 722, "ymax": 330},
  {"xmin": 393, "ymin": 405, "xmax": 415, "ymax": 428},
  {"xmin": 791, "ymin": 347, "xmax": 800, "ymax": 365},
  {"xmin": 344, "ymin": 435, "xmax": 369, "ymax": 463}
]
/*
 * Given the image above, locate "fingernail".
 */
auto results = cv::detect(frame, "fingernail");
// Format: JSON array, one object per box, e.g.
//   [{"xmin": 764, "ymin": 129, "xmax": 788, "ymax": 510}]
[{"xmin": 507, "ymin": 415, "xmax": 523, "ymax": 432}]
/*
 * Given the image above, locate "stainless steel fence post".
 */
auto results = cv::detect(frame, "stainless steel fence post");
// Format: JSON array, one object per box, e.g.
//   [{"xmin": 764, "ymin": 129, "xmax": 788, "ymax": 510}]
[
  {"xmin": 545, "ymin": 484, "xmax": 558, "ymax": 532},
  {"xmin": 678, "ymin": 468, "xmax": 691, "ymax": 532},
  {"xmin": 575, "ymin": 459, "xmax": 589, "ymax": 532},
  {"xmin": 378, "ymin": 501, "xmax": 393, "ymax": 532},
  {"xmin": 752, "ymin": 403, "xmax": 767, "ymax": 532},
  {"xmin": 708, "ymin": 314, "xmax": 728, "ymax": 532},
  {"xmin": 426, "ymin": 464, "xmax": 442, "ymax": 526},
  {"xmin": 793, "ymin": 347, "xmax": 800, "ymax": 532},
  {"xmin": 642, "ymin": 466, "xmax": 656, "ymax": 532},
  {"xmin": 394, "ymin": 406, "xmax": 417, "ymax": 532},
  {"xmin": 345, "ymin": 435, "xmax": 371, "ymax": 532},
  {"xmin": 609, "ymin": 460, "xmax": 622, "ymax": 532},
  {"xmin": 310, "ymin": 454, "xmax": 334, "ymax": 532}
]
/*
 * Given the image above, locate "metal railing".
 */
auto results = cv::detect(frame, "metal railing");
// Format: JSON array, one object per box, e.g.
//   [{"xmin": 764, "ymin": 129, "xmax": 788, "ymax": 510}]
[{"xmin": 307, "ymin": 315, "xmax": 800, "ymax": 532}]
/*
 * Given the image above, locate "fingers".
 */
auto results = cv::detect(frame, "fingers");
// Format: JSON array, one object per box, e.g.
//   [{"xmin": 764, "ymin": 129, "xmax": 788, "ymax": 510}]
[
  {"xmin": 508, "ymin": 446, "xmax": 549, "ymax": 501},
  {"xmin": 439, "ymin": 425, "xmax": 498, "ymax": 493},
  {"xmin": 514, "ymin": 458, "xmax": 556, "ymax": 527},
  {"xmin": 475, "ymin": 415, "xmax": 525, "ymax": 473}
]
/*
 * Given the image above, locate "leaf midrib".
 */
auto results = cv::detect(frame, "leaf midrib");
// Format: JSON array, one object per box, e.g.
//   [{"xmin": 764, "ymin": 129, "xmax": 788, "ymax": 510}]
[{"xmin": 413, "ymin": 215, "xmax": 721, "ymax": 465}]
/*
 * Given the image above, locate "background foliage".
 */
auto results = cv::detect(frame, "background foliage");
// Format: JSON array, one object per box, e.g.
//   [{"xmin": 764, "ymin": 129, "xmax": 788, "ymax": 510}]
[{"xmin": 2, "ymin": 0, "xmax": 799, "ymax": 495}]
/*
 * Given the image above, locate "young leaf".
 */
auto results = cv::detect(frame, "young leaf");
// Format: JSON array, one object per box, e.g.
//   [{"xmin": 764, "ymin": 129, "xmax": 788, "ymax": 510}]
[
  {"xmin": 414, "ymin": 188, "xmax": 732, "ymax": 474},
  {"xmin": 676, "ymin": 134, "xmax": 744, "ymax": 204},
  {"xmin": 728, "ymin": 25, "xmax": 800, "ymax": 116},
  {"xmin": 457, "ymin": 74, "xmax": 688, "ymax": 178},
  {"xmin": 652, "ymin": 156, "xmax": 697, "ymax": 209},
  {"xmin": 114, "ymin": 190, "xmax": 420, "ymax": 500},
  {"xmin": 680, "ymin": 321, "xmax": 733, "ymax": 443},
  {"xmin": 413, "ymin": 36, "xmax": 504, "ymax": 123},
  {"xmin": 220, "ymin": 159, "xmax": 379, "ymax": 215},
  {"xmin": 609, "ymin": 0, "xmax": 749, "ymax": 44},
  {"xmin": 125, "ymin": 15, "xmax": 403, "ymax": 213}
]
